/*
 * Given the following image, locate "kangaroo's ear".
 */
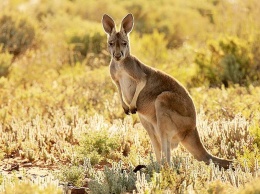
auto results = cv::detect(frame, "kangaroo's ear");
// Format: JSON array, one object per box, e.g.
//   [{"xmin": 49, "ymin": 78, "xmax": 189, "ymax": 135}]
[
  {"xmin": 102, "ymin": 14, "xmax": 116, "ymax": 35},
  {"xmin": 120, "ymin": 13, "xmax": 134, "ymax": 34}
]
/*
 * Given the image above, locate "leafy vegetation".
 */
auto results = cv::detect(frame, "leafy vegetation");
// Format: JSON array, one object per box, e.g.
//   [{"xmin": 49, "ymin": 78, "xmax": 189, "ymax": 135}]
[
  {"xmin": 0, "ymin": 0, "xmax": 260, "ymax": 193},
  {"xmin": 0, "ymin": 12, "xmax": 36, "ymax": 57},
  {"xmin": 194, "ymin": 36, "xmax": 258, "ymax": 87}
]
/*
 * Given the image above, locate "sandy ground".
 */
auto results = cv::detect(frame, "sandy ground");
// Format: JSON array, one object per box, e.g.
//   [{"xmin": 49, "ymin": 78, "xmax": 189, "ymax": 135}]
[{"xmin": 0, "ymin": 157, "xmax": 90, "ymax": 193}]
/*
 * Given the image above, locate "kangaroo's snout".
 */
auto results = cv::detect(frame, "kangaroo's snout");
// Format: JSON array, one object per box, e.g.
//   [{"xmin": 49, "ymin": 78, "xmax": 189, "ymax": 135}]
[{"xmin": 113, "ymin": 52, "xmax": 122, "ymax": 61}]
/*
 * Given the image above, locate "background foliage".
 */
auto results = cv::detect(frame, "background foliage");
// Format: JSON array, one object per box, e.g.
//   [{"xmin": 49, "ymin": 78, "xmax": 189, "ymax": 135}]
[{"xmin": 0, "ymin": 0, "xmax": 260, "ymax": 193}]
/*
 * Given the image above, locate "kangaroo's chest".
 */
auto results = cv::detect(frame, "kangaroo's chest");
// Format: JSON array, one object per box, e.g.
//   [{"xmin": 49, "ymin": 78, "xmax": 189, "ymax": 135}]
[{"xmin": 115, "ymin": 69, "xmax": 136, "ymax": 106}]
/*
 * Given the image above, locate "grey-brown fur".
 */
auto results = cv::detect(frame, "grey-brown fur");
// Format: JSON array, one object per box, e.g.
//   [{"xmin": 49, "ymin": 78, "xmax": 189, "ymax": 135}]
[{"xmin": 102, "ymin": 13, "xmax": 233, "ymax": 169}]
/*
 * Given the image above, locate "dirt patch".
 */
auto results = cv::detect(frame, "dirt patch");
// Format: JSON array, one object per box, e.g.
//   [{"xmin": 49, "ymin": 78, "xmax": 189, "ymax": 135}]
[{"xmin": 0, "ymin": 157, "xmax": 90, "ymax": 193}]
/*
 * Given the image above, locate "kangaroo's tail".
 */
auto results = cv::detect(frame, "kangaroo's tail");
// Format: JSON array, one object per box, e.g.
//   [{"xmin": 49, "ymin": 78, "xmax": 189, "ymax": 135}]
[{"xmin": 181, "ymin": 127, "xmax": 233, "ymax": 170}]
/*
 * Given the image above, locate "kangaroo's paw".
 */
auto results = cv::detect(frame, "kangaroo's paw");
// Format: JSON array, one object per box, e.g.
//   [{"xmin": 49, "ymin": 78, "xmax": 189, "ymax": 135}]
[
  {"xmin": 123, "ymin": 107, "xmax": 130, "ymax": 115},
  {"xmin": 130, "ymin": 107, "xmax": 137, "ymax": 114}
]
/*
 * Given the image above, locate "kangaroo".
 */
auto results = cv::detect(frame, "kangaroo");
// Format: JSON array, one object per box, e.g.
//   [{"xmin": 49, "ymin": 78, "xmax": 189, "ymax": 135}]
[{"xmin": 102, "ymin": 13, "xmax": 233, "ymax": 169}]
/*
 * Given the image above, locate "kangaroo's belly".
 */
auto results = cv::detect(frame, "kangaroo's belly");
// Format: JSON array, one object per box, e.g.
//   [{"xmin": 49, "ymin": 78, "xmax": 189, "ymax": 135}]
[{"xmin": 119, "ymin": 74, "xmax": 136, "ymax": 106}]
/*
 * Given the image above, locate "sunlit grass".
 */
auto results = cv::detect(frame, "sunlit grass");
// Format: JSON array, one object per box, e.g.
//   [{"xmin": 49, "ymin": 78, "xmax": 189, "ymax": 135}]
[{"xmin": 0, "ymin": 0, "xmax": 260, "ymax": 193}]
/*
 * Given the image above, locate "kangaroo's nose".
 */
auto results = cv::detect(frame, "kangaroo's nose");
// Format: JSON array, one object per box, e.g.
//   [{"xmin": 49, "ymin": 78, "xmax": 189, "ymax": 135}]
[{"xmin": 114, "ymin": 53, "xmax": 121, "ymax": 60}]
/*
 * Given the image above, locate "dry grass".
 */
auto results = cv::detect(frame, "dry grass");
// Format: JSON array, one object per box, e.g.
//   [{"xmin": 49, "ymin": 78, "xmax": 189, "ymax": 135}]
[
  {"xmin": 1, "ymin": 104, "xmax": 259, "ymax": 193},
  {"xmin": 0, "ymin": 0, "xmax": 260, "ymax": 193}
]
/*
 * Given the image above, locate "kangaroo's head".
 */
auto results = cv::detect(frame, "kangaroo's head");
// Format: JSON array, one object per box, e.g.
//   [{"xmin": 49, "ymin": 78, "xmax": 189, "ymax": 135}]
[{"xmin": 102, "ymin": 14, "xmax": 134, "ymax": 62}]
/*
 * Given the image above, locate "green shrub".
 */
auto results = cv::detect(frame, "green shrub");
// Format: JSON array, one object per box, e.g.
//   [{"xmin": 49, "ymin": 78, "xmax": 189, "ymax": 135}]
[
  {"xmin": 61, "ymin": 19, "xmax": 108, "ymax": 68},
  {"xmin": 57, "ymin": 165, "xmax": 85, "ymax": 187},
  {"xmin": 69, "ymin": 31, "xmax": 107, "ymax": 67},
  {"xmin": 70, "ymin": 32, "xmax": 105, "ymax": 57},
  {"xmin": 0, "ymin": 47, "xmax": 13, "ymax": 77},
  {"xmin": 77, "ymin": 128, "xmax": 121, "ymax": 165},
  {"xmin": 0, "ymin": 12, "xmax": 36, "ymax": 56},
  {"xmin": 193, "ymin": 36, "xmax": 257, "ymax": 87},
  {"xmin": 236, "ymin": 146, "xmax": 260, "ymax": 173},
  {"xmin": 89, "ymin": 162, "xmax": 136, "ymax": 194}
]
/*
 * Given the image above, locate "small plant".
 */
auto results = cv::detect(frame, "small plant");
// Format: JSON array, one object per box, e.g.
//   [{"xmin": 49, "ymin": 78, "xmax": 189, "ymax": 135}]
[
  {"xmin": 57, "ymin": 165, "xmax": 85, "ymax": 187},
  {"xmin": 26, "ymin": 149, "xmax": 36, "ymax": 162},
  {"xmin": 77, "ymin": 128, "xmax": 121, "ymax": 165},
  {"xmin": 89, "ymin": 162, "xmax": 136, "ymax": 194}
]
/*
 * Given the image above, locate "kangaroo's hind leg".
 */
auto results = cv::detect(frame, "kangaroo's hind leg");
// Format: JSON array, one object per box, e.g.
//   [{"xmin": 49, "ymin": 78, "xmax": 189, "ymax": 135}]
[
  {"xmin": 154, "ymin": 91, "xmax": 196, "ymax": 164},
  {"xmin": 139, "ymin": 115, "xmax": 161, "ymax": 162},
  {"xmin": 154, "ymin": 101, "xmax": 178, "ymax": 163}
]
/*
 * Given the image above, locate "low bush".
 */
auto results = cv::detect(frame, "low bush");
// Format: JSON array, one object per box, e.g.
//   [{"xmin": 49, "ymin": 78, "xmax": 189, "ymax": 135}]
[
  {"xmin": 77, "ymin": 128, "xmax": 121, "ymax": 165},
  {"xmin": 193, "ymin": 36, "xmax": 258, "ymax": 87},
  {"xmin": 69, "ymin": 31, "xmax": 107, "ymax": 66},
  {"xmin": 0, "ymin": 12, "xmax": 36, "ymax": 56},
  {"xmin": 56, "ymin": 165, "xmax": 85, "ymax": 187},
  {"xmin": 89, "ymin": 162, "xmax": 136, "ymax": 194}
]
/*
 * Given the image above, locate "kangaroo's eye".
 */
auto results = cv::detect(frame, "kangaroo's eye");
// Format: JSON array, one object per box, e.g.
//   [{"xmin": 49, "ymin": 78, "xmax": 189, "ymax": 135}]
[
  {"xmin": 109, "ymin": 42, "xmax": 114, "ymax": 46},
  {"xmin": 122, "ymin": 42, "xmax": 127, "ymax": 46}
]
